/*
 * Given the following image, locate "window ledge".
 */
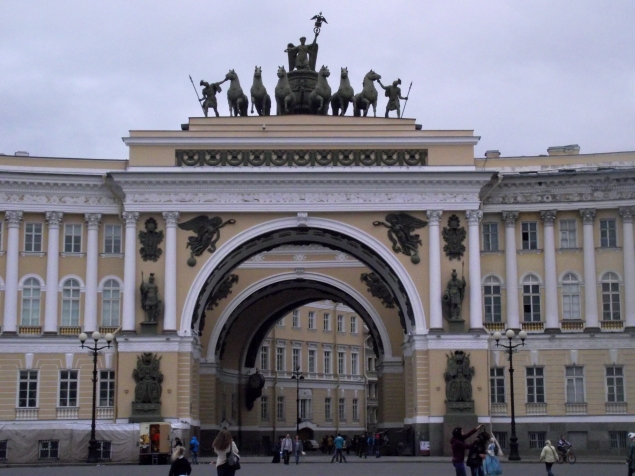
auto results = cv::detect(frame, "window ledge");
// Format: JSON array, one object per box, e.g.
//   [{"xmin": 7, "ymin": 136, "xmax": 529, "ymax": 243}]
[
  {"xmin": 322, "ymin": 329, "xmax": 332, "ymax": 333},
  {"xmin": 20, "ymin": 252, "xmax": 45, "ymax": 257},
  {"xmin": 60, "ymin": 252, "xmax": 85, "ymax": 258},
  {"xmin": 596, "ymin": 247, "xmax": 622, "ymax": 253},
  {"xmin": 481, "ymin": 250, "xmax": 503, "ymax": 255},
  {"xmin": 307, "ymin": 328, "xmax": 317, "ymax": 332},
  {"xmin": 517, "ymin": 249, "xmax": 543, "ymax": 255},
  {"xmin": 557, "ymin": 247, "xmax": 582, "ymax": 253},
  {"xmin": 100, "ymin": 253, "xmax": 124, "ymax": 259}
]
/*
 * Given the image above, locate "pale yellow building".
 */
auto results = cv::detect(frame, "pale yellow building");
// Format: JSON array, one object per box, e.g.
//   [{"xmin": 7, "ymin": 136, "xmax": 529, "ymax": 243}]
[{"xmin": 0, "ymin": 116, "xmax": 633, "ymax": 462}]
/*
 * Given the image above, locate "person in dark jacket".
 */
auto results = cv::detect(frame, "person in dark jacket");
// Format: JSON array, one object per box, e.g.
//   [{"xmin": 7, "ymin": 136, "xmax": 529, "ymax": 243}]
[
  {"xmin": 466, "ymin": 431, "xmax": 489, "ymax": 476},
  {"xmin": 169, "ymin": 446, "xmax": 192, "ymax": 476},
  {"xmin": 272, "ymin": 437, "xmax": 282, "ymax": 463},
  {"xmin": 450, "ymin": 424, "xmax": 483, "ymax": 476}
]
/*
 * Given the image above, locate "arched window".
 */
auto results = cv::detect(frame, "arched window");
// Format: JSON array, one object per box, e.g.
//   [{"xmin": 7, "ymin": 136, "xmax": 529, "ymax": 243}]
[
  {"xmin": 61, "ymin": 279, "xmax": 81, "ymax": 327},
  {"xmin": 102, "ymin": 279, "xmax": 121, "ymax": 327},
  {"xmin": 601, "ymin": 272, "xmax": 621, "ymax": 321},
  {"xmin": 483, "ymin": 276, "xmax": 502, "ymax": 323},
  {"xmin": 561, "ymin": 273, "xmax": 580, "ymax": 320},
  {"xmin": 21, "ymin": 278, "xmax": 41, "ymax": 326},
  {"xmin": 522, "ymin": 274, "xmax": 541, "ymax": 322}
]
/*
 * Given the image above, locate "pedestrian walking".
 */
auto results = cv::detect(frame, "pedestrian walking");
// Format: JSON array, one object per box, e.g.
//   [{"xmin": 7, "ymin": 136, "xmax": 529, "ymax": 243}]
[
  {"xmin": 483, "ymin": 436, "xmax": 502, "ymax": 476},
  {"xmin": 327, "ymin": 435, "xmax": 334, "ymax": 454},
  {"xmin": 539, "ymin": 440, "xmax": 558, "ymax": 476},
  {"xmin": 627, "ymin": 432, "xmax": 635, "ymax": 476},
  {"xmin": 169, "ymin": 446, "xmax": 192, "ymax": 476},
  {"xmin": 331, "ymin": 433, "xmax": 347, "ymax": 463},
  {"xmin": 281, "ymin": 433, "xmax": 293, "ymax": 465},
  {"xmin": 212, "ymin": 429, "xmax": 240, "ymax": 476},
  {"xmin": 293, "ymin": 435, "xmax": 304, "ymax": 465},
  {"xmin": 189, "ymin": 435, "xmax": 199, "ymax": 465},
  {"xmin": 450, "ymin": 424, "xmax": 484, "ymax": 476},
  {"xmin": 374, "ymin": 432, "xmax": 381, "ymax": 457},
  {"xmin": 366, "ymin": 433, "xmax": 374, "ymax": 458},
  {"xmin": 271, "ymin": 437, "xmax": 282, "ymax": 463}
]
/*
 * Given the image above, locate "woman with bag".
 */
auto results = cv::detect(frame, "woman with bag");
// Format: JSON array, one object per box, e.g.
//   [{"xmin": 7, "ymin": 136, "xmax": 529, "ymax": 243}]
[
  {"xmin": 168, "ymin": 446, "xmax": 192, "ymax": 476},
  {"xmin": 483, "ymin": 436, "xmax": 502, "ymax": 476},
  {"xmin": 212, "ymin": 429, "xmax": 240, "ymax": 476},
  {"xmin": 466, "ymin": 432, "xmax": 489, "ymax": 476},
  {"xmin": 539, "ymin": 440, "xmax": 558, "ymax": 476}
]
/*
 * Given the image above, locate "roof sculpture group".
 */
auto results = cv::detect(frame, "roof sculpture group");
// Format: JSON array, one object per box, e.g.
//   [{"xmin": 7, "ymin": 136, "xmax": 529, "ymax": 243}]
[{"xmin": 194, "ymin": 12, "xmax": 410, "ymax": 118}]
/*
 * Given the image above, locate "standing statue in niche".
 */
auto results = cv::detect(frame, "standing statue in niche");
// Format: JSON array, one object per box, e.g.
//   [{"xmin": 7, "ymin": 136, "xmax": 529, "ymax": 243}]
[
  {"xmin": 138, "ymin": 217, "xmax": 164, "ymax": 262},
  {"xmin": 133, "ymin": 352, "xmax": 164, "ymax": 404},
  {"xmin": 377, "ymin": 78, "xmax": 408, "ymax": 118},
  {"xmin": 140, "ymin": 273, "xmax": 162, "ymax": 323},
  {"xmin": 442, "ymin": 268, "xmax": 466, "ymax": 321},
  {"xmin": 444, "ymin": 350, "xmax": 475, "ymax": 403}
]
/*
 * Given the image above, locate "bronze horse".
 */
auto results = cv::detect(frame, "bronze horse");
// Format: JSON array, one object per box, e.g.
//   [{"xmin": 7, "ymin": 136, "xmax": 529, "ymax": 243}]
[
  {"xmin": 330, "ymin": 67, "xmax": 354, "ymax": 116},
  {"xmin": 309, "ymin": 65, "xmax": 331, "ymax": 115},
  {"xmin": 250, "ymin": 66, "xmax": 271, "ymax": 116},
  {"xmin": 275, "ymin": 66, "xmax": 296, "ymax": 115},
  {"xmin": 353, "ymin": 70, "xmax": 381, "ymax": 117},
  {"xmin": 225, "ymin": 69, "xmax": 249, "ymax": 117}
]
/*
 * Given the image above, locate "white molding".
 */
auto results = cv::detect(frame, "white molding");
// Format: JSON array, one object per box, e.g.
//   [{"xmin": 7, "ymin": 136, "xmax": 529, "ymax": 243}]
[
  {"xmin": 97, "ymin": 275, "xmax": 124, "ymax": 291},
  {"xmin": 426, "ymin": 334, "xmax": 491, "ymax": 350},
  {"xmin": 116, "ymin": 335, "xmax": 197, "ymax": 353},
  {"xmin": 491, "ymin": 415, "xmax": 635, "ymax": 424},
  {"xmin": 489, "ymin": 334, "xmax": 635, "ymax": 351},
  {"xmin": 238, "ymin": 260, "xmax": 365, "ymax": 269}
]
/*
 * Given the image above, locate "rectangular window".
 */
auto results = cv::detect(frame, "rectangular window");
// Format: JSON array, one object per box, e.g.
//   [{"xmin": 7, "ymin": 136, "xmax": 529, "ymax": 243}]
[
  {"xmin": 323, "ymin": 313, "xmax": 331, "ymax": 331},
  {"xmin": 610, "ymin": 431, "xmax": 628, "ymax": 449},
  {"xmin": 338, "ymin": 351, "xmax": 345, "ymax": 375},
  {"xmin": 276, "ymin": 347, "xmax": 285, "ymax": 371},
  {"xmin": 260, "ymin": 395, "xmax": 269, "ymax": 421},
  {"xmin": 352, "ymin": 398, "xmax": 359, "ymax": 421},
  {"xmin": 490, "ymin": 367, "xmax": 505, "ymax": 403},
  {"xmin": 308, "ymin": 312, "xmax": 315, "ymax": 330},
  {"xmin": 350, "ymin": 316, "xmax": 358, "ymax": 334},
  {"xmin": 565, "ymin": 366, "xmax": 585, "ymax": 403},
  {"xmin": 521, "ymin": 222, "xmax": 538, "ymax": 250},
  {"xmin": 59, "ymin": 370, "xmax": 78, "ymax": 407},
  {"xmin": 559, "ymin": 219, "xmax": 577, "ymax": 248},
  {"xmin": 292, "ymin": 348, "xmax": 301, "ymax": 371},
  {"xmin": 96, "ymin": 440, "xmax": 112, "ymax": 460},
  {"xmin": 276, "ymin": 396, "xmax": 285, "ymax": 421},
  {"xmin": 18, "ymin": 370, "xmax": 38, "ymax": 408},
  {"xmin": 308, "ymin": 349, "xmax": 316, "ymax": 373},
  {"xmin": 99, "ymin": 370, "xmax": 115, "ymax": 407},
  {"xmin": 300, "ymin": 398, "xmax": 311, "ymax": 420},
  {"xmin": 61, "ymin": 282, "xmax": 81, "ymax": 327},
  {"xmin": 0, "ymin": 440, "xmax": 6, "ymax": 460},
  {"xmin": 526, "ymin": 367, "xmax": 545, "ymax": 403},
  {"xmin": 529, "ymin": 432, "xmax": 545, "ymax": 450},
  {"xmin": 292, "ymin": 310, "xmax": 300, "ymax": 328},
  {"xmin": 24, "ymin": 223, "xmax": 43, "ymax": 252},
  {"xmin": 600, "ymin": 219, "xmax": 617, "ymax": 248},
  {"xmin": 493, "ymin": 432, "xmax": 507, "ymax": 450},
  {"xmin": 337, "ymin": 314, "xmax": 344, "ymax": 333},
  {"xmin": 482, "ymin": 223, "xmax": 499, "ymax": 252},
  {"xmin": 276, "ymin": 317, "xmax": 285, "ymax": 327},
  {"xmin": 602, "ymin": 278, "xmax": 621, "ymax": 321},
  {"xmin": 483, "ymin": 280, "xmax": 502, "ymax": 323},
  {"xmin": 39, "ymin": 440, "xmax": 59, "ymax": 459},
  {"xmin": 324, "ymin": 397, "xmax": 332, "ymax": 420},
  {"xmin": 606, "ymin": 366, "xmax": 625, "ymax": 403},
  {"xmin": 367, "ymin": 357, "xmax": 375, "ymax": 372},
  {"xmin": 338, "ymin": 398, "xmax": 346, "ymax": 421},
  {"xmin": 104, "ymin": 224, "xmax": 122, "ymax": 254},
  {"xmin": 64, "ymin": 224, "xmax": 82, "ymax": 253},
  {"xmin": 260, "ymin": 346, "xmax": 269, "ymax": 371},
  {"xmin": 523, "ymin": 282, "xmax": 541, "ymax": 322},
  {"xmin": 323, "ymin": 350, "xmax": 332, "ymax": 374},
  {"xmin": 351, "ymin": 353, "xmax": 359, "ymax": 376}
]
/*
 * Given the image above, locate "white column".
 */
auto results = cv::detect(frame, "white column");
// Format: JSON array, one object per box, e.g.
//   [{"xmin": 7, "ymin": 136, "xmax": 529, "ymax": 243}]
[
  {"xmin": 162, "ymin": 211, "xmax": 180, "ymax": 333},
  {"xmin": 83, "ymin": 214, "xmax": 101, "ymax": 333},
  {"xmin": 502, "ymin": 211, "xmax": 520, "ymax": 330},
  {"xmin": 3, "ymin": 211, "xmax": 23, "ymax": 334},
  {"xmin": 427, "ymin": 210, "xmax": 443, "ymax": 331},
  {"xmin": 541, "ymin": 210, "xmax": 560, "ymax": 332},
  {"xmin": 580, "ymin": 209, "xmax": 599, "ymax": 331},
  {"xmin": 44, "ymin": 212, "xmax": 63, "ymax": 334},
  {"xmin": 122, "ymin": 212, "xmax": 139, "ymax": 333},
  {"xmin": 619, "ymin": 207, "xmax": 635, "ymax": 329},
  {"xmin": 466, "ymin": 210, "xmax": 484, "ymax": 331}
]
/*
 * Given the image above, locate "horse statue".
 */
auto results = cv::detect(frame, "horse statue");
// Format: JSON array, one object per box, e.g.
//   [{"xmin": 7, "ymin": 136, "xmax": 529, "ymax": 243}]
[
  {"xmin": 330, "ymin": 67, "xmax": 354, "ymax": 116},
  {"xmin": 225, "ymin": 69, "xmax": 249, "ymax": 117},
  {"xmin": 309, "ymin": 65, "xmax": 331, "ymax": 115},
  {"xmin": 275, "ymin": 66, "xmax": 296, "ymax": 115},
  {"xmin": 353, "ymin": 70, "xmax": 381, "ymax": 117},
  {"xmin": 250, "ymin": 66, "xmax": 271, "ymax": 116}
]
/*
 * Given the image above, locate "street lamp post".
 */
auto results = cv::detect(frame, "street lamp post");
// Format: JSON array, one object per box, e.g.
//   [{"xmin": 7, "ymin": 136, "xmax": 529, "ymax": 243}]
[
  {"xmin": 291, "ymin": 367, "xmax": 304, "ymax": 435},
  {"xmin": 492, "ymin": 329, "xmax": 527, "ymax": 461},
  {"xmin": 79, "ymin": 331, "xmax": 114, "ymax": 463}
]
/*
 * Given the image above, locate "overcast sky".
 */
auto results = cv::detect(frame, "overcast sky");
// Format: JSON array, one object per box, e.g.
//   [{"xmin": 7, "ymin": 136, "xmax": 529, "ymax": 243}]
[{"xmin": 1, "ymin": 1, "xmax": 634, "ymax": 160}]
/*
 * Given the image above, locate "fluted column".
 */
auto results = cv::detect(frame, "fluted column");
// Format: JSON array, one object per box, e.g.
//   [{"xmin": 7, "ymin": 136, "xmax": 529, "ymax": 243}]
[
  {"xmin": 502, "ymin": 211, "xmax": 520, "ymax": 330},
  {"xmin": 2, "ymin": 211, "xmax": 23, "ymax": 334},
  {"xmin": 44, "ymin": 212, "xmax": 63, "ymax": 334},
  {"xmin": 620, "ymin": 207, "xmax": 635, "ymax": 329},
  {"xmin": 162, "ymin": 212, "xmax": 180, "ymax": 334},
  {"xmin": 580, "ymin": 209, "xmax": 599, "ymax": 332},
  {"xmin": 122, "ymin": 212, "xmax": 139, "ymax": 333},
  {"xmin": 427, "ymin": 210, "xmax": 443, "ymax": 331},
  {"xmin": 541, "ymin": 210, "xmax": 560, "ymax": 333},
  {"xmin": 466, "ymin": 210, "xmax": 484, "ymax": 332},
  {"xmin": 83, "ymin": 214, "xmax": 101, "ymax": 333}
]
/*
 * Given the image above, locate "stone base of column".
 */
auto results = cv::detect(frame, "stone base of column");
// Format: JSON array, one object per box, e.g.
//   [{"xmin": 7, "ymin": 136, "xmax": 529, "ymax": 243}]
[
  {"xmin": 0, "ymin": 331, "xmax": 18, "ymax": 336},
  {"xmin": 140, "ymin": 322, "xmax": 158, "ymax": 336},
  {"xmin": 428, "ymin": 328, "xmax": 445, "ymax": 334},
  {"xmin": 544, "ymin": 327, "xmax": 562, "ymax": 334},
  {"xmin": 583, "ymin": 327, "xmax": 600, "ymax": 334},
  {"xmin": 448, "ymin": 320, "xmax": 465, "ymax": 334},
  {"xmin": 468, "ymin": 327, "xmax": 487, "ymax": 334},
  {"xmin": 162, "ymin": 329, "xmax": 178, "ymax": 335},
  {"xmin": 43, "ymin": 331, "xmax": 59, "ymax": 336}
]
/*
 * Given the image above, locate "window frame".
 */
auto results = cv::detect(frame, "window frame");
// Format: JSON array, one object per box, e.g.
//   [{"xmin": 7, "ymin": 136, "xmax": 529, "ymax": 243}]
[
  {"xmin": 99, "ymin": 370, "xmax": 115, "ymax": 407},
  {"xmin": 526, "ymin": 366, "xmax": 545, "ymax": 404},
  {"xmin": 308, "ymin": 311, "xmax": 315, "ymax": 330},
  {"xmin": 522, "ymin": 274, "xmax": 542, "ymax": 322},
  {"xmin": 58, "ymin": 369, "xmax": 79, "ymax": 408},
  {"xmin": 260, "ymin": 395, "xmax": 269, "ymax": 421},
  {"xmin": 275, "ymin": 347, "xmax": 285, "ymax": 372},
  {"xmin": 24, "ymin": 222, "xmax": 43, "ymax": 253},
  {"xmin": 324, "ymin": 397, "xmax": 332, "ymax": 420},
  {"xmin": 601, "ymin": 272, "xmax": 622, "ymax": 321},
  {"xmin": 61, "ymin": 278, "xmax": 81, "ymax": 327},
  {"xmin": 490, "ymin": 367, "xmax": 505, "ymax": 404},
  {"xmin": 559, "ymin": 219, "xmax": 577, "ymax": 249},
  {"xmin": 63, "ymin": 223, "xmax": 83, "ymax": 254},
  {"xmin": 350, "ymin": 315, "xmax": 358, "ymax": 334},
  {"xmin": 260, "ymin": 346, "xmax": 269, "ymax": 371},
  {"xmin": 21, "ymin": 277, "xmax": 42, "ymax": 327},
  {"xmin": 351, "ymin": 353, "xmax": 359, "ymax": 376},
  {"xmin": 606, "ymin": 366, "xmax": 625, "ymax": 403},
  {"xmin": 101, "ymin": 279, "xmax": 121, "ymax": 327},
  {"xmin": 18, "ymin": 370, "xmax": 38, "ymax": 408},
  {"xmin": 292, "ymin": 348, "xmax": 301, "ymax": 372},
  {"xmin": 600, "ymin": 218, "xmax": 618, "ymax": 248},
  {"xmin": 38, "ymin": 440, "xmax": 59, "ymax": 460},
  {"xmin": 323, "ymin": 313, "xmax": 331, "ymax": 331},
  {"xmin": 521, "ymin": 221, "xmax": 538, "ymax": 250},
  {"xmin": 308, "ymin": 349, "xmax": 316, "ymax": 373},
  {"xmin": 483, "ymin": 276, "xmax": 502, "ymax": 323},
  {"xmin": 337, "ymin": 351, "xmax": 346, "ymax": 375},
  {"xmin": 352, "ymin": 398, "xmax": 359, "ymax": 421},
  {"xmin": 565, "ymin": 365, "xmax": 585, "ymax": 404},
  {"xmin": 323, "ymin": 350, "xmax": 332, "ymax": 374},
  {"xmin": 338, "ymin": 397, "xmax": 346, "ymax": 421},
  {"xmin": 337, "ymin": 314, "xmax": 344, "ymax": 333},
  {"xmin": 528, "ymin": 432, "xmax": 545, "ymax": 450},
  {"xmin": 482, "ymin": 222, "xmax": 499, "ymax": 252},
  {"xmin": 561, "ymin": 273, "xmax": 581, "ymax": 320},
  {"xmin": 104, "ymin": 224, "xmax": 122, "ymax": 254},
  {"xmin": 292, "ymin": 309, "xmax": 300, "ymax": 328},
  {"xmin": 276, "ymin": 395, "xmax": 285, "ymax": 421}
]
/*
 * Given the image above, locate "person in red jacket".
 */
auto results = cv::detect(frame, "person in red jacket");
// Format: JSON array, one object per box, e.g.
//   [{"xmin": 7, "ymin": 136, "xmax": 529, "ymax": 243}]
[{"xmin": 450, "ymin": 424, "xmax": 483, "ymax": 476}]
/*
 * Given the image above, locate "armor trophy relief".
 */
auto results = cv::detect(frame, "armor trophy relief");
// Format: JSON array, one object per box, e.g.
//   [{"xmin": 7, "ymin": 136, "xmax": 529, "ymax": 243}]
[{"xmin": 191, "ymin": 12, "xmax": 411, "ymax": 117}]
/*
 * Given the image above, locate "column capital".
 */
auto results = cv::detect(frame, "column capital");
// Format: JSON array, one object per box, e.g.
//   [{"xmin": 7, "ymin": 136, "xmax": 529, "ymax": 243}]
[
  {"xmin": 45, "ymin": 211, "xmax": 63, "ymax": 227},
  {"xmin": 162, "ymin": 211, "xmax": 180, "ymax": 226},
  {"xmin": 619, "ymin": 207, "xmax": 635, "ymax": 223},
  {"xmin": 502, "ymin": 211, "xmax": 519, "ymax": 226},
  {"xmin": 5, "ymin": 211, "xmax": 23, "ymax": 227},
  {"xmin": 85, "ymin": 213, "xmax": 102, "ymax": 229},
  {"xmin": 426, "ymin": 210, "xmax": 443, "ymax": 224},
  {"xmin": 580, "ymin": 208, "xmax": 596, "ymax": 224},
  {"xmin": 466, "ymin": 210, "xmax": 483, "ymax": 224},
  {"xmin": 121, "ymin": 211, "xmax": 140, "ymax": 226},
  {"xmin": 540, "ymin": 210, "xmax": 557, "ymax": 224}
]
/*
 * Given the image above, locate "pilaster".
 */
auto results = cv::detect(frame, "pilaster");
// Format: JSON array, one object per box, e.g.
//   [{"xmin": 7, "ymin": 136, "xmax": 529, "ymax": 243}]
[
  {"xmin": 427, "ymin": 211, "xmax": 443, "ymax": 332},
  {"xmin": 2, "ymin": 211, "xmax": 23, "ymax": 334},
  {"xmin": 502, "ymin": 211, "xmax": 520, "ymax": 330},
  {"xmin": 84, "ymin": 213, "xmax": 101, "ymax": 332},
  {"xmin": 580, "ymin": 209, "xmax": 599, "ymax": 332},
  {"xmin": 541, "ymin": 210, "xmax": 560, "ymax": 333},
  {"xmin": 44, "ymin": 211, "xmax": 63, "ymax": 334},
  {"xmin": 122, "ymin": 212, "xmax": 140, "ymax": 333},
  {"xmin": 163, "ymin": 211, "xmax": 180, "ymax": 334},
  {"xmin": 466, "ymin": 210, "xmax": 484, "ymax": 332}
]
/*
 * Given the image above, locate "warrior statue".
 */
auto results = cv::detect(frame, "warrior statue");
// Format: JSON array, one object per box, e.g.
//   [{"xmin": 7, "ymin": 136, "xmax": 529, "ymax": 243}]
[
  {"xmin": 133, "ymin": 353, "xmax": 164, "ymax": 404},
  {"xmin": 442, "ymin": 269, "xmax": 467, "ymax": 321},
  {"xmin": 140, "ymin": 272, "xmax": 162, "ymax": 323},
  {"xmin": 377, "ymin": 78, "xmax": 408, "ymax": 118},
  {"xmin": 199, "ymin": 79, "xmax": 226, "ymax": 118}
]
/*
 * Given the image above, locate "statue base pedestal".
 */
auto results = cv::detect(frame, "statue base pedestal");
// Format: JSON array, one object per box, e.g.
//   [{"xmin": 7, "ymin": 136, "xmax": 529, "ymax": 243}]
[
  {"xmin": 129, "ymin": 402, "xmax": 163, "ymax": 423},
  {"xmin": 447, "ymin": 319, "xmax": 465, "ymax": 334},
  {"xmin": 287, "ymin": 70, "xmax": 318, "ymax": 114},
  {"xmin": 442, "ymin": 404, "xmax": 477, "ymax": 456},
  {"xmin": 140, "ymin": 321, "xmax": 158, "ymax": 336}
]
